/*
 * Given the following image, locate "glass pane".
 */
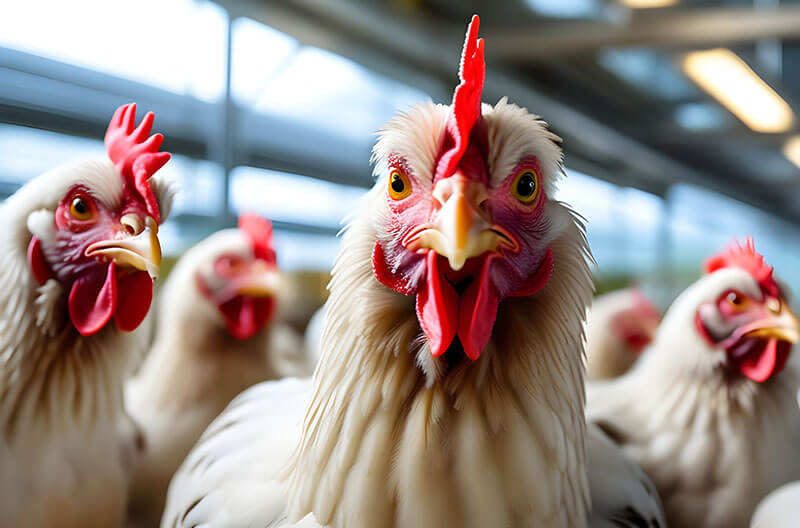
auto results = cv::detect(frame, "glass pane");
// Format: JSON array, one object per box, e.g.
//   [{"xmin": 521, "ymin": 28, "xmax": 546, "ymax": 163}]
[
  {"xmin": 165, "ymin": 158, "xmax": 225, "ymax": 217},
  {"xmin": 0, "ymin": 124, "xmax": 104, "ymax": 183},
  {"xmin": 230, "ymin": 166, "xmax": 368, "ymax": 229},
  {"xmin": 0, "ymin": 0, "xmax": 227, "ymax": 101},
  {"xmin": 273, "ymin": 231, "xmax": 341, "ymax": 271},
  {"xmin": 231, "ymin": 17, "xmax": 299, "ymax": 105},
  {"xmin": 245, "ymin": 45, "xmax": 429, "ymax": 142}
]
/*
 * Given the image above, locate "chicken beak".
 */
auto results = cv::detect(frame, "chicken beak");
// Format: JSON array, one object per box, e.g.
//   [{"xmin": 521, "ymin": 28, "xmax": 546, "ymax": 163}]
[
  {"xmin": 85, "ymin": 215, "xmax": 162, "ymax": 279},
  {"xmin": 405, "ymin": 173, "xmax": 515, "ymax": 271},
  {"xmin": 744, "ymin": 304, "xmax": 800, "ymax": 344},
  {"xmin": 235, "ymin": 262, "xmax": 279, "ymax": 298}
]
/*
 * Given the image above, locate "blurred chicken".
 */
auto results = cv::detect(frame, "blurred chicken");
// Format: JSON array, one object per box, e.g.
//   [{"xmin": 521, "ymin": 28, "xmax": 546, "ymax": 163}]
[
  {"xmin": 586, "ymin": 289, "xmax": 660, "ymax": 380},
  {"xmin": 588, "ymin": 238, "xmax": 800, "ymax": 527},
  {"xmin": 303, "ymin": 304, "xmax": 325, "ymax": 367},
  {"xmin": 125, "ymin": 214, "xmax": 311, "ymax": 527},
  {"xmin": 0, "ymin": 103, "xmax": 171, "ymax": 527},
  {"xmin": 161, "ymin": 16, "xmax": 662, "ymax": 528},
  {"xmin": 750, "ymin": 481, "xmax": 800, "ymax": 527}
]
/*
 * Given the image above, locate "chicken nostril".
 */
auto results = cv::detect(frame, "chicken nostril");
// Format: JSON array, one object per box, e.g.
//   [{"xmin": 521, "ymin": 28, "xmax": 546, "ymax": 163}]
[{"xmin": 120, "ymin": 214, "xmax": 144, "ymax": 236}]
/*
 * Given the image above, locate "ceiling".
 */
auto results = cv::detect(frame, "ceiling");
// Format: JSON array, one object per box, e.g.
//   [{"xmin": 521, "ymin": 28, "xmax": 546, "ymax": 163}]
[{"xmin": 218, "ymin": 0, "xmax": 800, "ymax": 221}]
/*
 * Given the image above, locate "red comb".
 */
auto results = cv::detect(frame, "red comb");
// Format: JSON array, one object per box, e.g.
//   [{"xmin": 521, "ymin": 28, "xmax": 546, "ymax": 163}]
[
  {"xmin": 704, "ymin": 237, "xmax": 778, "ymax": 297},
  {"xmin": 239, "ymin": 214, "xmax": 276, "ymax": 264},
  {"xmin": 104, "ymin": 103, "xmax": 171, "ymax": 224},
  {"xmin": 434, "ymin": 15, "xmax": 486, "ymax": 182}
]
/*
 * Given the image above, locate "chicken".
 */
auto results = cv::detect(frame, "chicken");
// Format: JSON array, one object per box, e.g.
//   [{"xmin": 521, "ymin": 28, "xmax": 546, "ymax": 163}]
[
  {"xmin": 161, "ymin": 16, "xmax": 662, "ymax": 528},
  {"xmin": 587, "ymin": 238, "xmax": 800, "ymax": 528},
  {"xmin": 0, "ymin": 103, "xmax": 171, "ymax": 527},
  {"xmin": 750, "ymin": 480, "xmax": 800, "ymax": 527},
  {"xmin": 303, "ymin": 304, "xmax": 325, "ymax": 366},
  {"xmin": 125, "ymin": 214, "xmax": 312, "ymax": 527},
  {"xmin": 587, "ymin": 424, "xmax": 665, "ymax": 528},
  {"xmin": 586, "ymin": 288, "xmax": 660, "ymax": 380}
]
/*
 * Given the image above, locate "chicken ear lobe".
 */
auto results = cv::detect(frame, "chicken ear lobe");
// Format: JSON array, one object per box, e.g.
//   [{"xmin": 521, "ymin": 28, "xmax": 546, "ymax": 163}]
[{"xmin": 27, "ymin": 236, "xmax": 54, "ymax": 285}]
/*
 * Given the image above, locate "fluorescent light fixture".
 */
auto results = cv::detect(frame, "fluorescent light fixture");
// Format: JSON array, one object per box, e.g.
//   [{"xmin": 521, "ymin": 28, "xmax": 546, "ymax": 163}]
[
  {"xmin": 620, "ymin": 0, "xmax": 676, "ymax": 7},
  {"xmin": 523, "ymin": 0, "xmax": 598, "ymax": 18},
  {"xmin": 682, "ymin": 49, "xmax": 793, "ymax": 133},
  {"xmin": 782, "ymin": 136, "xmax": 800, "ymax": 169}
]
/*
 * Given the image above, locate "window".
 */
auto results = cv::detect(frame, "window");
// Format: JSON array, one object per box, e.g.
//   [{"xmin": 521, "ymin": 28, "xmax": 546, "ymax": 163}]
[{"xmin": 0, "ymin": 0, "xmax": 227, "ymax": 101}]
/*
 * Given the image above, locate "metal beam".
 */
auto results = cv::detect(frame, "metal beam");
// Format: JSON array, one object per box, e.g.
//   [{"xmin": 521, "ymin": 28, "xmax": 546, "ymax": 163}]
[
  {"xmin": 485, "ymin": 5, "xmax": 800, "ymax": 59},
  {"xmin": 0, "ymin": 47, "xmax": 373, "ymax": 188},
  {"xmin": 230, "ymin": 0, "xmax": 796, "ymax": 222}
]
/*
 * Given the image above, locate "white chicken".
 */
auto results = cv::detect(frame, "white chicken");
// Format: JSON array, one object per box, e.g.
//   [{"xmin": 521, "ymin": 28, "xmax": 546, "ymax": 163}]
[
  {"xmin": 588, "ymin": 238, "xmax": 800, "ymax": 527},
  {"xmin": 160, "ymin": 16, "xmax": 663, "ymax": 528},
  {"xmin": 303, "ymin": 304, "xmax": 326, "ymax": 366},
  {"xmin": 126, "ymin": 214, "xmax": 312, "ymax": 527},
  {"xmin": 586, "ymin": 288, "xmax": 660, "ymax": 380},
  {"xmin": 750, "ymin": 480, "xmax": 800, "ymax": 527},
  {"xmin": 0, "ymin": 103, "xmax": 172, "ymax": 527}
]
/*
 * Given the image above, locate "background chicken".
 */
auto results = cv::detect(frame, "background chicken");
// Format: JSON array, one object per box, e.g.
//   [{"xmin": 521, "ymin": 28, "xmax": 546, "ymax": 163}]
[
  {"xmin": 161, "ymin": 16, "xmax": 662, "ymax": 528},
  {"xmin": 303, "ymin": 304, "xmax": 326, "ymax": 367},
  {"xmin": 125, "ymin": 214, "xmax": 312, "ymax": 528},
  {"xmin": 0, "ymin": 103, "xmax": 171, "ymax": 527},
  {"xmin": 751, "ymin": 480, "xmax": 800, "ymax": 527},
  {"xmin": 587, "ymin": 238, "xmax": 800, "ymax": 527},
  {"xmin": 586, "ymin": 288, "xmax": 660, "ymax": 380}
]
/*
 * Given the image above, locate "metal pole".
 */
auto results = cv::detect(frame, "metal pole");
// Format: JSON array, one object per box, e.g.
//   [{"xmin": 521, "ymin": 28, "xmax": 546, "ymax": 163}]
[{"xmin": 222, "ymin": 11, "xmax": 235, "ymax": 226}]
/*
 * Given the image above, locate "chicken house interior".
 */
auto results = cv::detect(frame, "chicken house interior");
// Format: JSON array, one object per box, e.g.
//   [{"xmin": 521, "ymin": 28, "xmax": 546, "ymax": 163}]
[{"xmin": 1, "ymin": 0, "xmax": 800, "ymax": 527}]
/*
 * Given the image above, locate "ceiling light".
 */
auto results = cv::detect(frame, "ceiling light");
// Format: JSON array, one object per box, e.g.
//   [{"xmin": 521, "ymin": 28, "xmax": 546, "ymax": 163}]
[
  {"xmin": 682, "ymin": 49, "xmax": 793, "ymax": 133},
  {"xmin": 620, "ymin": 0, "xmax": 676, "ymax": 7},
  {"xmin": 782, "ymin": 136, "xmax": 800, "ymax": 169}
]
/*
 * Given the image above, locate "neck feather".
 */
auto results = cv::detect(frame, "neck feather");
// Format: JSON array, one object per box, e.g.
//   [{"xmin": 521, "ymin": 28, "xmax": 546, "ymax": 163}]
[{"xmin": 286, "ymin": 202, "xmax": 593, "ymax": 528}]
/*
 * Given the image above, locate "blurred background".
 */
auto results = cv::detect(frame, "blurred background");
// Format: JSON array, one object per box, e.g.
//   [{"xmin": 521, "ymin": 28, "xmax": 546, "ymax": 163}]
[{"xmin": 2, "ymin": 0, "xmax": 800, "ymax": 319}]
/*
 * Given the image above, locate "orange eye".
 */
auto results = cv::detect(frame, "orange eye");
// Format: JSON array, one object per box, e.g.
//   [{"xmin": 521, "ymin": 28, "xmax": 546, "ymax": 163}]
[
  {"xmin": 510, "ymin": 169, "xmax": 539, "ymax": 204},
  {"xmin": 726, "ymin": 291, "xmax": 748, "ymax": 309},
  {"xmin": 388, "ymin": 169, "xmax": 412, "ymax": 200},
  {"xmin": 69, "ymin": 195, "xmax": 94, "ymax": 221},
  {"xmin": 215, "ymin": 254, "xmax": 246, "ymax": 278}
]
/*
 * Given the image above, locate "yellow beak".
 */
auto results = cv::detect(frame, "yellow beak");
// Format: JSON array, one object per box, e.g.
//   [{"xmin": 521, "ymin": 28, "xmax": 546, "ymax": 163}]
[
  {"xmin": 745, "ymin": 304, "xmax": 800, "ymax": 343},
  {"xmin": 405, "ymin": 174, "xmax": 515, "ymax": 271},
  {"xmin": 85, "ymin": 215, "xmax": 162, "ymax": 279},
  {"xmin": 235, "ymin": 262, "xmax": 279, "ymax": 298}
]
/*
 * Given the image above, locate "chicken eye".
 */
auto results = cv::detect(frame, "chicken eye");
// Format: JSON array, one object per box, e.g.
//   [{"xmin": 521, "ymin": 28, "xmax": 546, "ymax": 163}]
[
  {"xmin": 69, "ymin": 196, "xmax": 93, "ymax": 220},
  {"xmin": 224, "ymin": 256, "xmax": 244, "ymax": 271},
  {"xmin": 215, "ymin": 254, "xmax": 246, "ymax": 278},
  {"xmin": 388, "ymin": 170, "xmax": 412, "ymax": 200},
  {"xmin": 726, "ymin": 291, "xmax": 747, "ymax": 309},
  {"xmin": 511, "ymin": 169, "xmax": 539, "ymax": 204}
]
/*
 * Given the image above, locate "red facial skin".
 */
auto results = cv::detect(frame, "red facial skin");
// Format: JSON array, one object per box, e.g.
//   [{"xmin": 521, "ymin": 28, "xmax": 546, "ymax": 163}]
[
  {"xmin": 696, "ymin": 289, "xmax": 792, "ymax": 383},
  {"xmin": 374, "ymin": 153, "xmax": 554, "ymax": 360},
  {"xmin": 44, "ymin": 185, "xmax": 155, "ymax": 335},
  {"xmin": 372, "ymin": 16, "xmax": 554, "ymax": 360},
  {"xmin": 196, "ymin": 252, "xmax": 277, "ymax": 341},
  {"xmin": 609, "ymin": 292, "xmax": 660, "ymax": 355}
]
